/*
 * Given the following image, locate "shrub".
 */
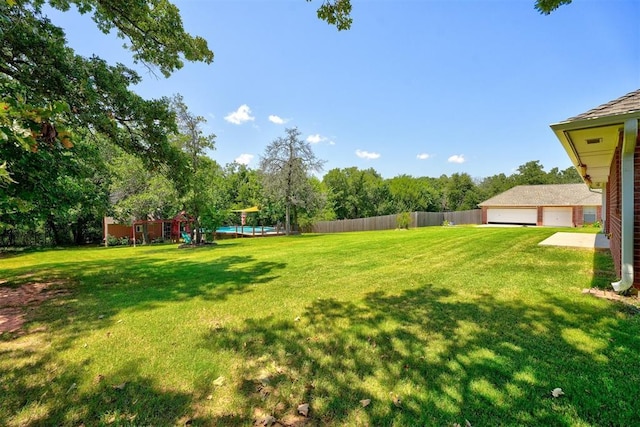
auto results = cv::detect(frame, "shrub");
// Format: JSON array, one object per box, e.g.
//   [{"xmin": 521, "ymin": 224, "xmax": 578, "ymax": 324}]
[
  {"xmin": 396, "ymin": 212, "xmax": 411, "ymax": 229},
  {"xmin": 106, "ymin": 234, "xmax": 120, "ymax": 246},
  {"xmin": 582, "ymin": 220, "xmax": 602, "ymax": 229}
]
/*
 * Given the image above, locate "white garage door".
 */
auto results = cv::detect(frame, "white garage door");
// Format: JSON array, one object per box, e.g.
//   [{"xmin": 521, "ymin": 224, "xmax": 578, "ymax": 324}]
[
  {"xmin": 543, "ymin": 207, "xmax": 573, "ymax": 227},
  {"xmin": 487, "ymin": 208, "xmax": 537, "ymax": 225}
]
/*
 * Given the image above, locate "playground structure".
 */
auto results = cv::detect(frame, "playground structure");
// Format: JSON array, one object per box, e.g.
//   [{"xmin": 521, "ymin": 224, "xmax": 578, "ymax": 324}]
[
  {"xmin": 231, "ymin": 205, "xmax": 260, "ymax": 226},
  {"xmin": 103, "ymin": 211, "xmax": 195, "ymax": 246}
]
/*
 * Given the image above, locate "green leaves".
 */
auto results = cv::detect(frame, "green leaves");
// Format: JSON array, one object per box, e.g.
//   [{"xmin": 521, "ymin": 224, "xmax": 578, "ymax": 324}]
[
  {"xmin": 308, "ymin": 0, "xmax": 573, "ymax": 30},
  {"xmin": 534, "ymin": 0, "xmax": 573, "ymax": 15},
  {"xmin": 311, "ymin": 0, "xmax": 353, "ymax": 31},
  {"xmin": 0, "ymin": 161, "xmax": 16, "ymax": 184},
  {"xmin": 46, "ymin": 0, "xmax": 214, "ymax": 77}
]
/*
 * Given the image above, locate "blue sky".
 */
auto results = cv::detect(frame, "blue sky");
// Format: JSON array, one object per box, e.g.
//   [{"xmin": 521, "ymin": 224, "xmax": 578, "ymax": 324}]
[{"xmin": 47, "ymin": 0, "xmax": 639, "ymax": 179}]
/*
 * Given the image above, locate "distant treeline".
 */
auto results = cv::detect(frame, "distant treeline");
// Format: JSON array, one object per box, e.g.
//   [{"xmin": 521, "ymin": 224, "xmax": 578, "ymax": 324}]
[
  {"xmin": 1, "ymin": 141, "xmax": 579, "ymax": 247},
  {"xmin": 317, "ymin": 160, "xmax": 580, "ymax": 221}
]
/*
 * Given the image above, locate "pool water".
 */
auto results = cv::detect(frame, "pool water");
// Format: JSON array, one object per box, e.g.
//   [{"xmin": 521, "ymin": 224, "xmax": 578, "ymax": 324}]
[{"xmin": 215, "ymin": 226, "xmax": 276, "ymax": 234}]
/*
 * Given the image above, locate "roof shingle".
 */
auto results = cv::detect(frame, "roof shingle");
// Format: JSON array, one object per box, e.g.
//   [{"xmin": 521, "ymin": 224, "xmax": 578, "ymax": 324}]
[
  {"xmin": 567, "ymin": 89, "xmax": 640, "ymax": 122},
  {"xmin": 478, "ymin": 184, "xmax": 601, "ymax": 207}
]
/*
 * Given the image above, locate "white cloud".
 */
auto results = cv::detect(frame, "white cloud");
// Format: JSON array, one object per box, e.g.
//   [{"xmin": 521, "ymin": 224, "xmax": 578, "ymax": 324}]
[
  {"xmin": 268, "ymin": 115, "xmax": 285, "ymax": 124},
  {"xmin": 356, "ymin": 149, "xmax": 381, "ymax": 160},
  {"xmin": 235, "ymin": 153, "xmax": 254, "ymax": 165},
  {"xmin": 417, "ymin": 153, "xmax": 431, "ymax": 160},
  {"xmin": 448, "ymin": 154, "xmax": 465, "ymax": 164},
  {"xmin": 224, "ymin": 104, "xmax": 255, "ymax": 125},
  {"xmin": 306, "ymin": 134, "xmax": 326, "ymax": 144}
]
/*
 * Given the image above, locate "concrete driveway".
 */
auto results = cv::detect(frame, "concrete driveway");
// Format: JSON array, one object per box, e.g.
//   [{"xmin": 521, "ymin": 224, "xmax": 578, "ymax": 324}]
[{"xmin": 538, "ymin": 232, "xmax": 610, "ymax": 249}]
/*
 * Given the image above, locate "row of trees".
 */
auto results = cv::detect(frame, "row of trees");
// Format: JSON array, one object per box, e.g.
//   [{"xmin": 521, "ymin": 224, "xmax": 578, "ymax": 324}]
[
  {"xmin": 1, "ymin": 106, "xmax": 581, "ymax": 246},
  {"xmin": 1, "ymin": 0, "xmax": 579, "ymax": 246}
]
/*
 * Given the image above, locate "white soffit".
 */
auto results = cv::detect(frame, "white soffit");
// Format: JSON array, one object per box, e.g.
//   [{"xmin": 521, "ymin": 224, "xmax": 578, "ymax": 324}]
[{"xmin": 562, "ymin": 124, "xmax": 621, "ymax": 188}]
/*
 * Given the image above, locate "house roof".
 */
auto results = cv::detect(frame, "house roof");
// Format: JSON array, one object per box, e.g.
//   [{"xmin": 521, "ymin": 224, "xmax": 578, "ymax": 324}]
[
  {"xmin": 478, "ymin": 184, "xmax": 602, "ymax": 207},
  {"xmin": 550, "ymin": 89, "xmax": 640, "ymax": 189},
  {"xmin": 567, "ymin": 89, "xmax": 640, "ymax": 122}
]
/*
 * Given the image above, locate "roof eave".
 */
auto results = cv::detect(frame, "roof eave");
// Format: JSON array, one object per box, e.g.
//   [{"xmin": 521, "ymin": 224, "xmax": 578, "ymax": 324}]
[
  {"xmin": 551, "ymin": 112, "xmax": 640, "ymax": 190},
  {"xmin": 550, "ymin": 111, "xmax": 640, "ymax": 132}
]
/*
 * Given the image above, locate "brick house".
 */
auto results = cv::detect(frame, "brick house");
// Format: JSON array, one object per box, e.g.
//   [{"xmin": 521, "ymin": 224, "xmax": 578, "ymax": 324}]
[
  {"xmin": 478, "ymin": 183, "xmax": 602, "ymax": 227},
  {"xmin": 551, "ymin": 89, "xmax": 640, "ymax": 292}
]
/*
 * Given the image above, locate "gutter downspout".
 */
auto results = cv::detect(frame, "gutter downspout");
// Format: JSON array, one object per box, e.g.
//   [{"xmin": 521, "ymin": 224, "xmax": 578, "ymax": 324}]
[
  {"xmin": 600, "ymin": 190, "xmax": 606, "ymax": 233},
  {"xmin": 612, "ymin": 119, "xmax": 638, "ymax": 292}
]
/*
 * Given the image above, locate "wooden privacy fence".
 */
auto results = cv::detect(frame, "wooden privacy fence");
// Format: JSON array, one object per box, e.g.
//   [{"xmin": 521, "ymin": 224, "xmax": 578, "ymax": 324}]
[
  {"xmin": 443, "ymin": 209, "xmax": 483, "ymax": 225},
  {"xmin": 311, "ymin": 210, "xmax": 482, "ymax": 233}
]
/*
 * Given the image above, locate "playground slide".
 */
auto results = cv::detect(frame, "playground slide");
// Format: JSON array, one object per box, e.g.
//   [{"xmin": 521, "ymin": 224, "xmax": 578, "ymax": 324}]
[{"xmin": 181, "ymin": 231, "xmax": 192, "ymax": 244}]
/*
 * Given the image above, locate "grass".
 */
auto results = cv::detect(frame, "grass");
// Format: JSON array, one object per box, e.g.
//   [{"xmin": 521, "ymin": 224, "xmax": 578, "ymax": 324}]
[{"xmin": 1, "ymin": 226, "xmax": 639, "ymax": 426}]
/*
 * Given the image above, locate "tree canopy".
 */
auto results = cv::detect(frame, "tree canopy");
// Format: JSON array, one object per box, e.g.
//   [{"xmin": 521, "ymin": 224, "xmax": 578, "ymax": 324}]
[
  {"xmin": 259, "ymin": 128, "xmax": 325, "ymax": 234},
  {"xmin": 0, "ymin": 0, "xmax": 213, "ymax": 184},
  {"xmin": 309, "ymin": 0, "xmax": 573, "ymax": 30},
  {"xmin": 31, "ymin": 0, "xmax": 213, "ymax": 76},
  {"xmin": 1, "ymin": 0, "xmax": 585, "ymax": 245}
]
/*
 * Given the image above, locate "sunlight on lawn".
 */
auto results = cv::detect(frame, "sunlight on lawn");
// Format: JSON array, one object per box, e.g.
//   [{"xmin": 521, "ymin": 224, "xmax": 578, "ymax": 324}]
[{"xmin": 1, "ymin": 227, "xmax": 639, "ymax": 426}]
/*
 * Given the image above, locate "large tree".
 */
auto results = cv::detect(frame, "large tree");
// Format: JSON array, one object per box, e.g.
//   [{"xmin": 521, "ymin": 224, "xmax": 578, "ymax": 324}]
[
  {"xmin": 170, "ymin": 94, "xmax": 216, "ymax": 244},
  {"xmin": 0, "ymin": 0, "xmax": 214, "ymax": 245},
  {"xmin": 221, "ymin": 163, "xmax": 262, "ymax": 209},
  {"xmin": 514, "ymin": 160, "xmax": 550, "ymax": 185},
  {"xmin": 323, "ymin": 167, "xmax": 389, "ymax": 219},
  {"xmin": 108, "ymin": 146, "xmax": 179, "ymax": 244},
  {"xmin": 0, "ymin": 129, "xmax": 111, "ymax": 245},
  {"xmin": 0, "ymin": 0, "xmax": 213, "ymax": 183},
  {"xmin": 387, "ymin": 175, "xmax": 439, "ymax": 213},
  {"xmin": 259, "ymin": 127, "xmax": 325, "ymax": 234},
  {"xmin": 439, "ymin": 173, "xmax": 479, "ymax": 212}
]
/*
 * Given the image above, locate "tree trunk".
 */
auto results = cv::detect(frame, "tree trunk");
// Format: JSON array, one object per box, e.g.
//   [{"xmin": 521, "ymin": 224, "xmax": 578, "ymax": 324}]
[
  {"xmin": 285, "ymin": 203, "xmax": 291, "ymax": 235},
  {"xmin": 142, "ymin": 223, "xmax": 149, "ymax": 244},
  {"xmin": 47, "ymin": 217, "xmax": 63, "ymax": 246},
  {"xmin": 73, "ymin": 219, "xmax": 85, "ymax": 245},
  {"xmin": 194, "ymin": 218, "xmax": 202, "ymax": 244},
  {"xmin": 292, "ymin": 205, "xmax": 298, "ymax": 234}
]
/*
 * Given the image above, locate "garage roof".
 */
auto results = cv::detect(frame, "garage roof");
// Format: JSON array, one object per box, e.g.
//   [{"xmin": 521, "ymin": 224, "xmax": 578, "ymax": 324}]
[{"xmin": 478, "ymin": 184, "xmax": 602, "ymax": 207}]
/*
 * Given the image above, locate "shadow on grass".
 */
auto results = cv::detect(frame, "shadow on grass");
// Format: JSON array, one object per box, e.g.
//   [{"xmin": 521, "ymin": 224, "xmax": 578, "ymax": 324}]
[
  {"xmin": 201, "ymin": 284, "xmax": 640, "ymax": 426},
  {"xmin": 0, "ymin": 342, "xmax": 214, "ymax": 426},
  {"xmin": 0, "ymin": 250, "xmax": 289, "ymax": 425},
  {"xmin": 2, "ymin": 241, "xmax": 638, "ymax": 425},
  {"xmin": 1, "ymin": 251, "xmax": 287, "ymax": 325}
]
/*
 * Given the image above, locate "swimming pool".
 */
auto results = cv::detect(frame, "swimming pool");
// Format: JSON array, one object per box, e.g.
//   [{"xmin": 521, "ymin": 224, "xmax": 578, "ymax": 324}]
[{"xmin": 215, "ymin": 225, "xmax": 276, "ymax": 234}]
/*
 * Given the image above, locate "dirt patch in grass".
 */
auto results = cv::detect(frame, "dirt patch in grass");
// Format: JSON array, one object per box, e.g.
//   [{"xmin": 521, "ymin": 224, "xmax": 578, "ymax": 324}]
[
  {"xmin": 0, "ymin": 280, "xmax": 68, "ymax": 334},
  {"xmin": 582, "ymin": 288, "xmax": 640, "ymax": 314}
]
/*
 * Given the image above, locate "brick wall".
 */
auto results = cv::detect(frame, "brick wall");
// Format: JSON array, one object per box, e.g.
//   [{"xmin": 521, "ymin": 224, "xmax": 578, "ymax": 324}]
[
  {"xmin": 635, "ymin": 141, "xmax": 640, "ymax": 289},
  {"xmin": 608, "ymin": 143, "xmax": 622, "ymax": 279},
  {"xmin": 573, "ymin": 206, "xmax": 582, "ymax": 227},
  {"xmin": 536, "ymin": 207, "xmax": 543, "ymax": 226},
  {"xmin": 606, "ymin": 136, "xmax": 640, "ymax": 289},
  {"xmin": 596, "ymin": 206, "xmax": 603, "ymax": 224}
]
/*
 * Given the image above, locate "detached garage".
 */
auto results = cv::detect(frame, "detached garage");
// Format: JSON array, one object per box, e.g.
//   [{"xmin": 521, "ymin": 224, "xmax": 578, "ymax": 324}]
[
  {"xmin": 479, "ymin": 183, "xmax": 602, "ymax": 227},
  {"xmin": 542, "ymin": 206, "xmax": 573, "ymax": 227},
  {"xmin": 486, "ymin": 208, "xmax": 537, "ymax": 225}
]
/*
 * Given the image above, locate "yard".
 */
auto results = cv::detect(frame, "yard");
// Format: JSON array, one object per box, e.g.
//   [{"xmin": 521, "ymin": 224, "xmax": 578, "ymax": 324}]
[{"xmin": 1, "ymin": 227, "xmax": 639, "ymax": 426}]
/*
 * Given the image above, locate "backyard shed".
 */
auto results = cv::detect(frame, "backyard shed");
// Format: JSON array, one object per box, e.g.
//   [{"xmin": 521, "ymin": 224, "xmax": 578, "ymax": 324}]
[
  {"xmin": 551, "ymin": 88, "xmax": 640, "ymax": 292},
  {"xmin": 478, "ymin": 183, "xmax": 602, "ymax": 227}
]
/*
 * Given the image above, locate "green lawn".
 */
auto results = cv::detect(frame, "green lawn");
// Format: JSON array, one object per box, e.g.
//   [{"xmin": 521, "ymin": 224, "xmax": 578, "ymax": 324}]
[{"xmin": 1, "ymin": 227, "xmax": 639, "ymax": 426}]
